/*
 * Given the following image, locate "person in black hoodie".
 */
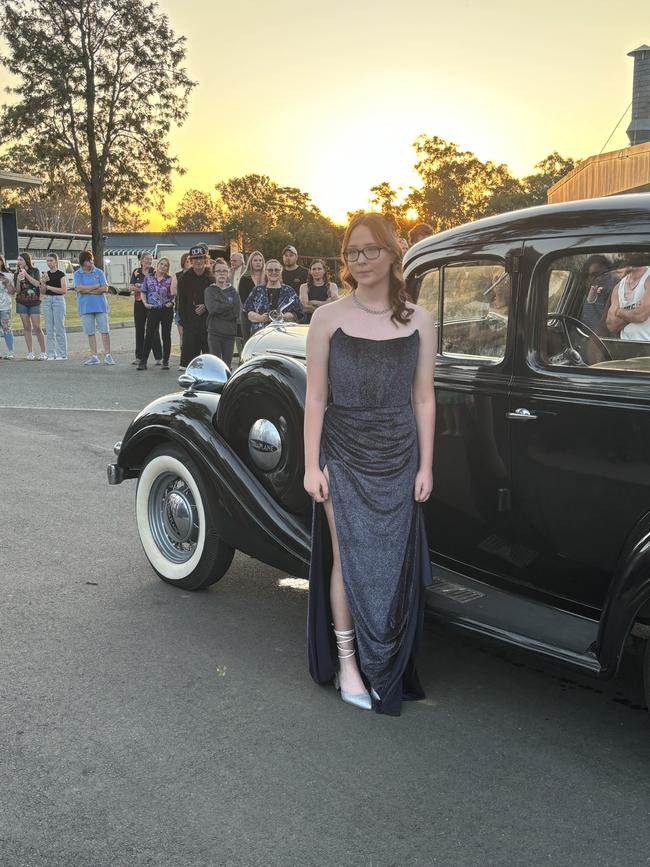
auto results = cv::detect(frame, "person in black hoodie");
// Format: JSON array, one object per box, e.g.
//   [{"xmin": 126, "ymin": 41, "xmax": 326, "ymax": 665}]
[
  {"xmin": 177, "ymin": 244, "xmax": 212, "ymax": 369},
  {"xmin": 205, "ymin": 258, "xmax": 241, "ymax": 367}
]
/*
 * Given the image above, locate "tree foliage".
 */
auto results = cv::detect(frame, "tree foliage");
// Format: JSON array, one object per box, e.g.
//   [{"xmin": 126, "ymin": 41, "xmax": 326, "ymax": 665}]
[
  {"xmin": 166, "ymin": 189, "xmax": 223, "ymax": 232},
  {"xmin": 0, "ymin": 0, "xmax": 195, "ymax": 263},
  {"xmin": 1, "ymin": 145, "xmax": 90, "ymax": 233},
  {"xmin": 405, "ymin": 135, "xmax": 520, "ymax": 232},
  {"xmin": 368, "ymin": 136, "xmax": 577, "ymax": 233},
  {"xmin": 215, "ymin": 174, "xmax": 343, "ymax": 259},
  {"xmin": 369, "ymin": 182, "xmax": 408, "ymax": 223},
  {"xmin": 105, "ymin": 205, "xmax": 148, "ymax": 232}
]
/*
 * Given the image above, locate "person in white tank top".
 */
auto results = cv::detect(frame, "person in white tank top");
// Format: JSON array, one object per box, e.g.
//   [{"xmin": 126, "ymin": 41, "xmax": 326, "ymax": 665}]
[{"xmin": 606, "ymin": 257, "xmax": 650, "ymax": 341}]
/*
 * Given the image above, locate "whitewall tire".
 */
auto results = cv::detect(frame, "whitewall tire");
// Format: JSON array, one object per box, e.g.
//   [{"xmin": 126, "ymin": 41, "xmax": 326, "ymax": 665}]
[{"xmin": 136, "ymin": 444, "xmax": 234, "ymax": 590}]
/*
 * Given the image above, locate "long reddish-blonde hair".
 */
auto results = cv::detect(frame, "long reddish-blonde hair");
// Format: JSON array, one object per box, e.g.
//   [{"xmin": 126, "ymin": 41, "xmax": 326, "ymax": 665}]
[{"xmin": 340, "ymin": 212, "xmax": 413, "ymax": 325}]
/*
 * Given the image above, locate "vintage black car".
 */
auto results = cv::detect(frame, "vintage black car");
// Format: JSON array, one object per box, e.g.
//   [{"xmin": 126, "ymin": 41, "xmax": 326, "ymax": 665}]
[{"xmin": 108, "ymin": 193, "xmax": 650, "ymax": 705}]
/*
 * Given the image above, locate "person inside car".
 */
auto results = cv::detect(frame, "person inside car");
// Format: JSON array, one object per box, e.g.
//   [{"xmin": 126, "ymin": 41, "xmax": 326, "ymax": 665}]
[
  {"xmin": 580, "ymin": 255, "xmax": 615, "ymax": 336},
  {"xmin": 606, "ymin": 253, "xmax": 650, "ymax": 340}
]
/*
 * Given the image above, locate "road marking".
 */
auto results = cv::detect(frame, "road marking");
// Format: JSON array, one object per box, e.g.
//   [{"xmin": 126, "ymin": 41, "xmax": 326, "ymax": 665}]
[{"xmin": 0, "ymin": 405, "xmax": 138, "ymax": 413}]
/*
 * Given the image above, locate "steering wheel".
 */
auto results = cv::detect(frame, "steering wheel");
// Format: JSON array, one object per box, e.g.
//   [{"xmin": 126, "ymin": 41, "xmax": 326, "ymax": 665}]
[{"xmin": 547, "ymin": 313, "xmax": 612, "ymax": 364}]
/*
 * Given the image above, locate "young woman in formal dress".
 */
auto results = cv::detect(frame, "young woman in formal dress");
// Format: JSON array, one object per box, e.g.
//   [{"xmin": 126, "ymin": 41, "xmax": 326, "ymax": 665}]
[{"xmin": 304, "ymin": 212, "xmax": 436, "ymax": 716}]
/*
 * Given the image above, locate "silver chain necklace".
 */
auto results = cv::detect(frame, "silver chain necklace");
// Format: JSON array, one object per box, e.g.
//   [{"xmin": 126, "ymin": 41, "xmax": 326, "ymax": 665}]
[{"xmin": 352, "ymin": 290, "xmax": 391, "ymax": 315}]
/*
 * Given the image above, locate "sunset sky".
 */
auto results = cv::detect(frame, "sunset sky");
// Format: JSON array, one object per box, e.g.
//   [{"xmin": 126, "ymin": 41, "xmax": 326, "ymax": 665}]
[{"xmin": 1, "ymin": 0, "xmax": 648, "ymax": 225}]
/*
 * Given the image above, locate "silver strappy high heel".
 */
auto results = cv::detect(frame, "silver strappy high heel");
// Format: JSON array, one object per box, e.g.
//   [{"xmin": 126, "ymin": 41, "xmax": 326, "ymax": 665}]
[{"xmin": 333, "ymin": 627, "xmax": 372, "ymax": 711}]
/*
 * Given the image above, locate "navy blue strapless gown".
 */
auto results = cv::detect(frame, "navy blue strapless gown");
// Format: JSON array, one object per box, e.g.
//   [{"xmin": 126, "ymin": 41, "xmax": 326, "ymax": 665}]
[{"xmin": 307, "ymin": 326, "xmax": 432, "ymax": 716}]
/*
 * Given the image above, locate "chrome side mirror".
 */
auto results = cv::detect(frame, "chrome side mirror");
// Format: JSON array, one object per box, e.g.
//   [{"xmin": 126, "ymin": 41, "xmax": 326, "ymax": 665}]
[{"xmin": 177, "ymin": 354, "xmax": 231, "ymax": 394}]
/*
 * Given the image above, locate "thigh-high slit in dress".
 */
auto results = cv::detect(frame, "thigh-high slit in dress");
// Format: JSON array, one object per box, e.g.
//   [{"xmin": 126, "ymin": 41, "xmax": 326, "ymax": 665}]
[{"xmin": 307, "ymin": 326, "xmax": 432, "ymax": 716}]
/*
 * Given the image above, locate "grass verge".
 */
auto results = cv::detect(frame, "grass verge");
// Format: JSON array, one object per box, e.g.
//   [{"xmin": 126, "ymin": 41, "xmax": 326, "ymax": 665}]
[{"xmin": 11, "ymin": 293, "xmax": 134, "ymax": 330}]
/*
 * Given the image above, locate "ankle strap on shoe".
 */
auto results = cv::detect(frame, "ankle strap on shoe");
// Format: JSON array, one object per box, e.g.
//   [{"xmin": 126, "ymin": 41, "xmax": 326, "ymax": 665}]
[{"xmin": 333, "ymin": 627, "xmax": 356, "ymax": 660}]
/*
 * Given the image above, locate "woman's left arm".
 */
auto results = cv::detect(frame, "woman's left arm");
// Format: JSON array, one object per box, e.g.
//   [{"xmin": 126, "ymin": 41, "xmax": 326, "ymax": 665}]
[{"xmin": 412, "ymin": 312, "xmax": 436, "ymax": 502}]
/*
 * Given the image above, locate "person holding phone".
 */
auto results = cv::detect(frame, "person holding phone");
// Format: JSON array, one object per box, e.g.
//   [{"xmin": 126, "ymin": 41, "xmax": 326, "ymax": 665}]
[{"xmin": 14, "ymin": 252, "xmax": 46, "ymax": 359}]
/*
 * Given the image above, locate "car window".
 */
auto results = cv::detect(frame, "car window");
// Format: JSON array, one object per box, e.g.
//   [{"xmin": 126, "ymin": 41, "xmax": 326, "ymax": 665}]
[
  {"xmin": 416, "ymin": 268, "xmax": 440, "ymax": 321},
  {"xmin": 440, "ymin": 260, "xmax": 510, "ymax": 362},
  {"xmin": 541, "ymin": 250, "xmax": 650, "ymax": 374}
]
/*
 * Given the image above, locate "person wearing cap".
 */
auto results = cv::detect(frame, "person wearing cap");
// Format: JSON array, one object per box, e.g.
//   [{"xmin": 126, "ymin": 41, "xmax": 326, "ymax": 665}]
[
  {"xmin": 282, "ymin": 245, "xmax": 309, "ymax": 297},
  {"xmin": 177, "ymin": 244, "xmax": 212, "ymax": 369}
]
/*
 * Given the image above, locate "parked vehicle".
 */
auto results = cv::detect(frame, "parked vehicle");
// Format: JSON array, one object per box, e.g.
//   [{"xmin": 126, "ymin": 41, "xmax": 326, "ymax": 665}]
[{"xmin": 108, "ymin": 193, "xmax": 650, "ymax": 706}]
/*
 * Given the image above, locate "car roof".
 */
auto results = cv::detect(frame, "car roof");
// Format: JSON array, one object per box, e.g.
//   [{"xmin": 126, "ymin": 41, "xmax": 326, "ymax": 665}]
[{"xmin": 403, "ymin": 193, "xmax": 650, "ymax": 274}]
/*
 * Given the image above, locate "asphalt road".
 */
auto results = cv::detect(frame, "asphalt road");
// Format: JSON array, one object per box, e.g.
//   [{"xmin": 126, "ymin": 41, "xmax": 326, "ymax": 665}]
[{"xmin": 2, "ymin": 342, "xmax": 650, "ymax": 867}]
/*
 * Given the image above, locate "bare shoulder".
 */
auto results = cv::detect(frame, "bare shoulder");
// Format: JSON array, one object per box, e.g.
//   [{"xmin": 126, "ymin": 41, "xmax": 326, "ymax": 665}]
[
  {"xmin": 407, "ymin": 301, "xmax": 435, "ymax": 333},
  {"xmin": 311, "ymin": 294, "xmax": 351, "ymax": 335}
]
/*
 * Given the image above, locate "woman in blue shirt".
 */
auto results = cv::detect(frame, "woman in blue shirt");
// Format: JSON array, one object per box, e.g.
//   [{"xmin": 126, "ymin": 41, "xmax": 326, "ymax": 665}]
[{"xmin": 73, "ymin": 251, "xmax": 114, "ymax": 365}]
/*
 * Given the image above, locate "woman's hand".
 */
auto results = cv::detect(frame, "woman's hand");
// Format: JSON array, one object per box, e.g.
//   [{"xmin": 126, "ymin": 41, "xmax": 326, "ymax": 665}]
[
  {"xmin": 414, "ymin": 467, "xmax": 433, "ymax": 503},
  {"xmin": 304, "ymin": 467, "xmax": 329, "ymax": 503},
  {"xmin": 143, "ymin": 302, "xmax": 151, "ymax": 309}
]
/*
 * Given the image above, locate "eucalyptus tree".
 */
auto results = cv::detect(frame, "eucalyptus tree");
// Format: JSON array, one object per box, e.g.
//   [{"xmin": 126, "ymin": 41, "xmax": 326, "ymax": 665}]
[{"xmin": 0, "ymin": 0, "xmax": 195, "ymax": 264}]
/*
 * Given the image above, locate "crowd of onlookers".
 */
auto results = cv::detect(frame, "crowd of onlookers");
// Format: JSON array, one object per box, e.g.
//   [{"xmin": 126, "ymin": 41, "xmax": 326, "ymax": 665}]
[
  {"xmin": 0, "ymin": 221, "xmax": 436, "ymax": 369},
  {"xmin": 0, "ymin": 249, "xmax": 115, "ymax": 364}
]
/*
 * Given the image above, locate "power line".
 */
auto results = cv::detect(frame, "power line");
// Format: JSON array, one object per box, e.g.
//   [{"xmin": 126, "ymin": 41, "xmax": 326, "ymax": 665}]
[{"xmin": 599, "ymin": 101, "xmax": 632, "ymax": 154}]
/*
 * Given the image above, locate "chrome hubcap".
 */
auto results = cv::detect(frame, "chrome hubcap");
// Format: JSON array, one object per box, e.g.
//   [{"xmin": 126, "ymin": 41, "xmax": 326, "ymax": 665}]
[
  {"xmin": 148, "ymin": 473, "xmax": 199, "ymax": 563},
  {"xmin": 248, "ymin": 419, "xmax": 282, "ymax": 471},
  {"xmin": 163, "ymin": 490, "xmax": 193, "ymax": 543}
]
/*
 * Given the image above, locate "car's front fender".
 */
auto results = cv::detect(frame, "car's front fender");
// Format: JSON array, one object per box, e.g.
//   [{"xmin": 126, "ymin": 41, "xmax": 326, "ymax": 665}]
[{"xmin": 111, "ymin": 391, "xmax": 311, "ymax": 579}]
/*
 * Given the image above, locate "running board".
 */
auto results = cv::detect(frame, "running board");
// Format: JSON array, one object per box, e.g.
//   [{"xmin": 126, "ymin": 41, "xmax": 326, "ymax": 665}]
[{"xmin": 425, "ymin": 566, "xmax": 602, "ymax": 675}]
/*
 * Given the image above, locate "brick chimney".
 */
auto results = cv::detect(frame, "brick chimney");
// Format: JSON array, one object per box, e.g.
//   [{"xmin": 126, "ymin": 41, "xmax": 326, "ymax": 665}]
[{"xmin": 627, "ymin": 44, "xmax": 650, "ymax": 146}]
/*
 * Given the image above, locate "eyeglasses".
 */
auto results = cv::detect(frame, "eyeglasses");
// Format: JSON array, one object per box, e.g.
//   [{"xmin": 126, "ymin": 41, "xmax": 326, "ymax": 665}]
[
  {"xmin": 266, "ymin": 267, "xmax": 282, "ymax": 272},
  {"xmin": 343, "ymin": 244, "xmax": 384, "ymax": 263}
]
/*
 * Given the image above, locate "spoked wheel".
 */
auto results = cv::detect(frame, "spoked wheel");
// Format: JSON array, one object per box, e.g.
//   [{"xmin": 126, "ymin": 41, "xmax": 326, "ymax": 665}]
[{"xmin": 136, "ymin": 444, "xmax": 234, "ymax": 590}]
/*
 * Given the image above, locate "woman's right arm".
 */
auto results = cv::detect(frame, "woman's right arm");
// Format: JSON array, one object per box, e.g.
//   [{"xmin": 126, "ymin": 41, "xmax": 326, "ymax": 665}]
[
  {"xmin": 128, "ymin": 270, "xmax": 138, "ymax": 295},
  {"xmin": 244, "ymin": 290, "xmax": 268, "ymax": 324},
  {"xmin": 303, "ymin": 311, "xmax": 331, "ymax": 502},
  {"xmin": 606, "ymin": 283, "xmax": 622, "ymax": 333},
  {"xmin": 299, "ymin": 283, "xmax": 315, "ymax": 314}
]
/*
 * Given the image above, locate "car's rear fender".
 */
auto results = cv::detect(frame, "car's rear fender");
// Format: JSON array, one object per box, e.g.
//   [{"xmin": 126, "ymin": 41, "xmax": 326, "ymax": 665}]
[{"xmin": 598, "ymin": 510, "xmax": 650, "ymax": 675}]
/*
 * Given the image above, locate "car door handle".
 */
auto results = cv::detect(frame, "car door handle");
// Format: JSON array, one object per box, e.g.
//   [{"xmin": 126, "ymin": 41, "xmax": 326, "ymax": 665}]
[{"xmin": 506, "ymin": 407, "xmax": 538, "ymax": 421}]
